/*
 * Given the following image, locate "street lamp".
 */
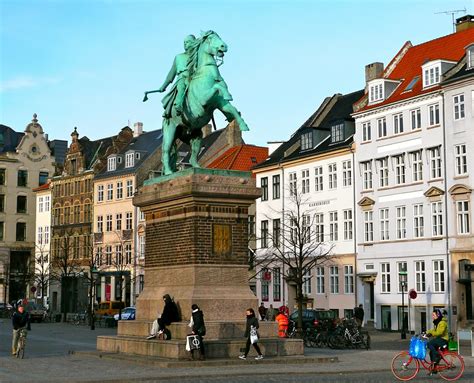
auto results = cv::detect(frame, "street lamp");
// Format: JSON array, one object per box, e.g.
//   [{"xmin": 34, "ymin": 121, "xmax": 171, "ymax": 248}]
[
  {"xmin": 399, "ymin": 271, "xmax": 407, "ymax": 339},
  {"xmin": 89, "ymin": 267, "xmax": 99, "ymax": 330}
]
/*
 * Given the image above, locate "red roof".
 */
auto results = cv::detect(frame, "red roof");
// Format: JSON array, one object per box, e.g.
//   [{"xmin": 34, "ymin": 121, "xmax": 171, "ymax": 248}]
[
  {"xmin": 207, "ymin": 144, "xmax": 268, "ymax": 176},
  {"xmin": 33, "ymin": 182, "xmax": 51, "ymax": 192},
  {"xmin": 356, "ymin": 28, "xmax": 474, "ymax": 113}
]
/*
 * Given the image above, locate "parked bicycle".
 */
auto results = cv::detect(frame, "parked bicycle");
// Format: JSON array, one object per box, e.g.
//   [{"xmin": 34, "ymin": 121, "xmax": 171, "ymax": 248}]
[
  {"xmin": 15, "ymin": 328, "xmax": 27, "ymax": 359},
  {"xmin": 327, "ymin": 318, "xmax": 370, "ymax": 350},
  {"xmin": 72, "ymin": 311, "xmax": 88, "ymax": 325},
  {"xmin": 391, "ymin": 334, "xmax": 464, "ymax": 381}
]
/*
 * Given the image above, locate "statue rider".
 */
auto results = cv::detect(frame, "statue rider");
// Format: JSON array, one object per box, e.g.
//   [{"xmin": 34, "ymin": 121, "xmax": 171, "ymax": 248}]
[{"xmin": 157, "ymin": 35, "xmax": 196, "ymax": 117}]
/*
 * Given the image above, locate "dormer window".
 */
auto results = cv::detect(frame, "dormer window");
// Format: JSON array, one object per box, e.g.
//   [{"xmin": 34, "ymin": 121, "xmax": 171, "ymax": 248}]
[
  {"xmin": 125, "ymin": 152, "xmax": 135, "ymax": 168},
  {"xmin": 422, "ymin": 60, "xmax": 455, "ymax": 88},
  {"xmin": 467, "ymin": 44, "xmax": 474, "ymax": 70},
  {"xmin": 300, "ymin": 132, "xmax": 313, "ymax": 151},
  {"xmin": 369, "ymin": 82, "xmax": 383, "ymax": 103},
  {"xmin": 331, "ymin": 123, "xmax": 344, "ymax": 143},
  {"xmin": 423, "ymin": 65, "xmax": 440, "ymax": 87},
  {"xmin": 107, "ymin": 156, "xmax": 116, "ymax": 171}
]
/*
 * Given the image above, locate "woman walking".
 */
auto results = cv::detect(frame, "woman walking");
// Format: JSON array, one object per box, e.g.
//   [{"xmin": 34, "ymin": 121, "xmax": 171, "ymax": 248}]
[{"xmin": 239, "ymin": 308, "xmax": 264, "ymax": 360}]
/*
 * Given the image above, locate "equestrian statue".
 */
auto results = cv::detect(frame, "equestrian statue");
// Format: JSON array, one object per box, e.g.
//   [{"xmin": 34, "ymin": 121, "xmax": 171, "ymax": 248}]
[{"xmin": 143, "ymin": 31, "xmax": 249, "ymax": 175}]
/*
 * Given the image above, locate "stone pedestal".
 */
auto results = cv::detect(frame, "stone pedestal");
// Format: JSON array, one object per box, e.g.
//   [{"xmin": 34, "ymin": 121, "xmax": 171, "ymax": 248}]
[{"xmin": 97, "ymin": 168, "xmax": 303, "ymax": 359}]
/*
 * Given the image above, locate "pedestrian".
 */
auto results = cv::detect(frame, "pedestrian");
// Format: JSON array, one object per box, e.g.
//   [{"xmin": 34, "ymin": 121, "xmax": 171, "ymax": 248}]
[
  {"xmin": 275, "ymin": 307, "xmax": 289, "ymax": 338},
  {"xmin": 258, "ymin": 302, "xmax": 267, "ymax": 321},
  {"xmin": 354, "ymin": 304, "xmax": 364, "ymax": 328},
  {"xmin": 187, "ymin": 304, "xmax": 206, "ymax": 360},
  {"xmin": 266, "ymin": 304, "xmax": 276, "ymax": 321},
  {"xmin": 147, "ymin": 294, "xmax": 180, "ymax": 339},
  {"xmin": 239, "ymin": 308, "xmax": 264, "ymax": 360},
  {"xmin": 11, "ymin": 305, "xmax": 30, "ymax": 356}
]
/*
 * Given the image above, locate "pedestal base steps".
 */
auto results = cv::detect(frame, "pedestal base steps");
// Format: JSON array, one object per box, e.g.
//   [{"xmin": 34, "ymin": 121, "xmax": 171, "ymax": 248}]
[{"xmin": 97, "ymin": 321, "xmax": 304, "ymax": 359}]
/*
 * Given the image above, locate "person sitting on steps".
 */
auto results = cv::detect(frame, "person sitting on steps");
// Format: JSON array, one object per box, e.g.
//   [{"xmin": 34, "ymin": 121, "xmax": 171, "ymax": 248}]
[{"xmin": 147, "ymin": 294, "xmax": 180, "ymax": 340}]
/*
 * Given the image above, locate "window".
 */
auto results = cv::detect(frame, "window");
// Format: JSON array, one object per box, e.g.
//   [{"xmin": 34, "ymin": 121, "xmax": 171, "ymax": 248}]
[
  {"xmin": 301, "ymin": 132, "xmax": 313, "ymax": 150},
  {"xmin": 370, "ymin": 83, "xmax": 383, "ymax": 102},
  {"xmin": 331, "ymin": 123, "xmax": 344, "ymax": 143},
  {"xmin": 428, "ymin": 147, "xmax": 442, "ymax": 179},
  {"xmin": 107, "ymin": 183, "xmax": 113, "ymax": 201},
  {"xmin": 343, "ymin": 209, "xmax": 353, "ymax": 240},
  {"xmin": 316, "ymin": 267, "xmax": 325, "ymax": 294},
  {"xmin": 330, "ymin": 266, "xmax": 339, "ymax": 294},
  {"xmin": 97, "ymin": 216, "xmax": 103, "ymax": 233},
  {"xmin": 344, "ymin": 265, "xmax": 354, "ymax": 294},
  {"xmin": 260, "ymin": 220, "xmax": 268, "ymax": 248},
  {"xmin": 0, "ymin": 169, "xmax": 5, "ymax": 185},
  {"xmin": 468, "ymin": 45, "xmax": 474, "ymax": 69},
  {"xmin": 329, "ymin": 211, "xmax": 338, "ymax": 241},
  {"xmin": 301, "ymin": 169, "xmax": 309, "ymax": 194},
  {"xmin": 303, "ymin": 269, "xmax": 312, "ymax": 295},
  {"xmin": 116, "ymin": 181, "xmax": 123, "ymax": 199},
  {"xmin": 97, "ymin": 185, "xmax": 104, "ymax": 202},
  {"xmin": 116, "ymin": 213, "xmax": 122, "ymax": 231},
  {"xmin": 398, "ymin": 262, "xmax": 408, "ymax": 292},
  {"xmin": 126, "ymin": 180, "xmax": 134, "ymax": 197},
  {"xmin": 105, "ymin": 246, "xmax": 112, "ymax": 266},
  {"xmin": 429, "ymin": 104, "xmax": 440, "ymax": 126},
  {"xmin": 44, "ymin": 226, "xmax": 49, "ymax": 244},
  {"xmin": 455, "ymin": 144, "xmax": 468, "ymax": 176},
  {"xmin": 273, "ymin": 268, "xmax": 281, "ymax": 301},
  {"xmin": 84, "ymin": 203, "xmax": 91, "ymax": 222},
  {"xmin": 125, "ymin": 152, "xmax": 134, "ymax": 168},
  {"xmin": 315, "ymin": 213, "xmax": 324, "ymax": 242},
  {"xmin": 362, "ymin": 122, "xmax": 371, "ymax": 142},
  {"xmin": 424, "ymin": 66, "xmax": 440, "ymax": 87},
  {"xmin": 378, "ymin": 158, "xmax": 388, "ymax": 187},
  {"xmin": 272, "ymin": 175, "xmax": 280, "ymax": 199},
  {"xmin": 377, "ymin": 117, "xmax": 387, "ymax": 138},
  {"xmin": 17, "ymin": 195, "xmax": 27, "ymax": 213},
  {"xmin": 106, "ymin": 214, "xmax": 113, "ymax": 232},
  {"xmin": 72, "ymin": 236, "xmax": 80, "ymax": 259},
  {"xmin": 431, "ymin": 201, "xmax": 443, "ymax": 237},
  {"xmin": 411, "ymin": 151, "xmax": 423, "ymax": 182},
  {"xmin": 453, "ymin": 94, "xmax": 465, "ymax": 120},
  {"xmin": 125, "ymin": 243, "xmax": 132, "ymax": 264},
  {"xmin": 380, "ymin": 208, "xmax": 389, "ymax": 241},
  {"xmin": 107, "ymin": 156, "xmax": 117, "ymax": 171},
  {"xmin": 415, "ymin": 261, "xmax": 426, "ymax": 292},
  {"xmin": 381, "ymin": 263, "xmax": 391, "ymax": 293},
  {"xmin": 260, "ymin": 177, "xmax": 268, "ymax": 201},
  {"xmin": 396, "ymin": 206, "xmax": 406, "ymax": 239},
  {"xmin": 314, "ymin": 167, "xmax": 323, "ymax": 191},
  {"xmin": 115, "ymin": 245, "xmax": 123, "ymax": 265},
  {"xmin": 328, "ymin": 163, "xmax": 337, "ymax": 189},
  {"xmin": 139, "ymin": 275, "xmax": 144, "ymax": 293},
  {"xmin": 272, "ymin": 219, "xmax": 280, "ymax": 248},
  {"xmin": 16, "ymin": 222, "xmax": 26, "ymax": 241},
  {"xmin": 45, "ymin": 196, "xmax": 50, "ymax": 212},
  {"xmin": 364, "ymin": 211, "xmax": 374, "ymax": 242},
  {"xmin": 261, "ymin": 268, "xmax": 269, "ymax": 301},
  {"xmin": 410, "ymin": 109, "xmax": 421, "ymax": 130},
  {"xmin": 0, "ymin": 221, "xmax": 3, "ymax": 241},
  {"xmin": 343, "ymin": 160, "xmax": 352, "ymax": 187},
  {"xmin": 248, "ymin": 215, "xmax": 255, "ymax": 237},
  {"xmin": 433, "ymin": 260, "xmax": 445, "ymax": 292},
  {"xmin": 289, "ymin": 172, "xmax": 297, "ymax": 196},
  {"xmin": 456, "ymin": 200, "xmax": 470, "ymax": 235},
  {"xmin": 413, "ymin": 204, "xmax": 424, "ymax": 238},
  {"xmin": 0, "ymin": 195, "xmax": 4, "ymax": 213},
  {"xmin": 302, "ymin": 214, "xmax": 311, "ymax": 243},
  {"xmin": 17, "ymin": 170, "xmax": 28, "ymax": 187},
  {"xmin": 37, "ymin": 226, "xmax": 43, "ymax": 245},
  {"xmin": 362, "ymin": 161, "xmax": 373, "ymax": 190},
  {"xmin": 73, "ymin": 205, "xmax": 80, "ymax": 223},
  {"xmin": 38, "ymin": 197, "xmax": 44, "ymax": 213},
  {"xmin": 126, "ymin": 212, "xmax": 133, "ymax": 230},
  {"xmin": 39, "ymin": 171, "xmax": 48, "ymax": 186},
  {"xmin": 393, "ymin": 113, "xmax": 404, "ymax": 134},
  {"xmin": 394, "ymin": 154, "xmax": 406, "ymax": 184}
]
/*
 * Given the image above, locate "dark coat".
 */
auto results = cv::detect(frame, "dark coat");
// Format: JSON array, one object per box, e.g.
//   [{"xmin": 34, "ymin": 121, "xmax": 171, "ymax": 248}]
[
  {"xmin": 161, "ymin": 300, "xmax": 179, "ymax": 325},
  {"xmin": 12, "ymin": 311, "xmax": 30, "ymax": 330},
  {"xmin": 191, "ymin": 310, "xmax": 206, "ymax": 336},
  {"xmin": 244, "ymin": 315, "xmax": 259, "ymax": 338}
]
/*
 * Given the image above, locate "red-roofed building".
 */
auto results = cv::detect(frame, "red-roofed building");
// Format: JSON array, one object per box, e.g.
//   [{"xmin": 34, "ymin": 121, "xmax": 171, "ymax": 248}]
[
  {"xmin": 353, "ymin": 17, "xmax": 474, "ymax": 333},
  {"xmin": 207, "ymin": 144, "xmax": 268, "ymax": 176}
]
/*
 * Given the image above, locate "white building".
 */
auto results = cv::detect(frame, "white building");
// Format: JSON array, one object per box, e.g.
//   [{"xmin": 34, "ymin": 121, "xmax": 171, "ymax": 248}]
[
  {"xmin": 352, "ymin": 20, "xmax": 474, "ymax": 332},
  {"xmin": 253, "ymin": 90, "xmax": 363, "ymax": 318}
]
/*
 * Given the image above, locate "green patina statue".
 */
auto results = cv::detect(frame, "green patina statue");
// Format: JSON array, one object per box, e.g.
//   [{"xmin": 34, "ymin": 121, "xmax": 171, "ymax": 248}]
[{"xmin": 144, "ymin": 31, "xmax": 249, "ymax": 175}]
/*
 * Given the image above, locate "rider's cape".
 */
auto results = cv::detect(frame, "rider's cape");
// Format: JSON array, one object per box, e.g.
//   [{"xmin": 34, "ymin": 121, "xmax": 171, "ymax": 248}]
[{"xmin": 161, "ymin": 81, "xmax": 179, "ymax": 118}]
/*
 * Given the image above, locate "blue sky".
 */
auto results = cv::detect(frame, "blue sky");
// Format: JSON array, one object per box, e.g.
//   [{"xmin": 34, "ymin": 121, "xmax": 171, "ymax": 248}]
[{"xmin": 0, "ymin": 0, "xmax": 471, "ymax": 146}]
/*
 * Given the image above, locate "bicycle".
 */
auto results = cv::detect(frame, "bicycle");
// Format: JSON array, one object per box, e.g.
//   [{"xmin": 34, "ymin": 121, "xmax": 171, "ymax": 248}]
[
  {"xmin": 15, "ymin": 328, "xmax": 27, "ymax": 359},
  {"xmin": 391, "ymin": 335, "xmax": 464, "ymax": 381},
  {"xmin": 73, "ymin": 311, "xmax": 88, "ymax": 325}
]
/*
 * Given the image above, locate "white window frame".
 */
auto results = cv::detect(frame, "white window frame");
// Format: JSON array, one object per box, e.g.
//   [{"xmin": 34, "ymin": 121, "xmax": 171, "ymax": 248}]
[
  {"xmin": 343, "ymin": 209, "xmax": 353, "ymax": 240},
  {"xmin": 378, "ymin": 157, "xmax": 388, "ymax": 187},
  {"xmin": 428, "ymin": 103, "xmax": 440, "ymax": 126},
  {"xmin": 315, "ymin": 213, "xmax": 324, "ymax": 242},
  {"xmin": 301, "ymin": 132, "xmax": 313, "ymax": 150},
  {"xmin": 328, "ymin": 163, "xmax": 337, "ymax": 189},
  {"xmin": 107, "ymin": 183, "xmax": 113, "ymax": 201},
  {"xmin": 456, "ymin": 200, "xmax": 470, "ymax": 235},
  {"xmin": 453, "ymin": 94, "xmax": 465, "ymax": 120},
  {"xmin": 410, "ymin": 109, "xmax": 421, "ymax": 130},
  {"xmin": 314, "ymin": 167, "xmax": 323, "ymax": 191},
  {"xmin": 44, "ymin": 226, "xmax": 49, "ymax": 244},
  {"xmin": 97, "ymin": 185, "xmax": 104, "ymax": 202},
  {"xmin": 289, "ymin": 172, "xmax": 297, "ymax": 196},
  {"xmin": 303, "ymin": 269, "xmax": 312, "ymax": 295},
  {"xmin": 329, "ymin": 266, "xmax": 339, "ymax": 294},
  {"xmin": 394, "ymin": 154, "xmax": 406, "ymax": 185},
  {"xmin": 316, "ymin": 267, "xmax": 325, "ymax": 294},
  {"xmin": 107, "ymin": 156, "xmax": 117, "ymax": 172},
  {"xmin": 97, "ymin": 215, "xmax": 103, "ymax": 233},
  {"xmin": 362, "ymin": 161, "xmax": 373, "ymax": 190},
  {"xmin": 364, "ymin": 211, "xmax": 374, "ymax": 242},
  {"xmin": 106, "ymin": 214, "xmax": 113, "ymax": 232},
  {"xmin": 431, "ymin": 201, "xmax": 443, "ymax": 237},
  {"xmin": 344, "ymin": 265, "xmax": 354, "ymax": 294},
  {"xmin": 126, "ymin": 212, "xmax": 133, "ymax": 230},
  {"xmin": 380, "ymin": 208, "xmax": 389, "ymax": 241},
  {"xmin": 428, "ymin": 147, "xmax": 442, "ymax": 179},
  {"xmin": 393, "ymin": 113, "xmax": 404, "ymax": 134},
  {"xmin": 342, "ymin": 160, "xmax": 352, "ymax": 187},
  {"xmin": 126, "ymin": 179, "xmax": 134, "ymax": 198},
  {"xmin": 329, "ymin": 211, "xmax": 338, "ymax": 241},
  {"xmin": 38, "ymin": 197, "xmax": 44, "ymax": 213},
  {"xmin": 362, "ymin": 122, "xmax": 371, "ymax": 142},
  {"xmin": 415, "ymin": 261, "xmax": 426, "ymax": 292},
  {"xmin": 433, "ymin": 260, "xmax": 445, "ymax": 292},
  {"xmin": 411, "ymin": 150, "xmax": 423, "ymax": 182},
  {"xmin": 125, "ymin": 152, "xmax": 135, "ymax": 168},
  {"xmin": 45, "ymin": 196, "xmax": 50, "ymax": 212},
  {"xmin": 454, "ymin": 144, "xmax": 468, "ymax": 176},
  {"xmin": 413, "ymin": 204, "xmax": 424, "ymax": 238},
  {"xmin": 116, "ymin": 181, "xmax": 123, "ymax": 199},
  {"xmin": 377, "ymin": 117, "xmax": 387, "ymax": 138},
  {"xmin": 396, "ymin": 206, "xmax": 406, "ymax": 239},
  {"xmin": 381, "ymin": 263, "xmax": 391, "ymax": 293},
  {"xmin": 397, "ymin": 262, "xmax": 407, "ymax": 293},
  {"xmin": 301, "ymin": 169, "xmax": 310, "ymax": 194},
  {"xmin": 331, "ymin": 123, "xmax": 344, "ymax": 143}
]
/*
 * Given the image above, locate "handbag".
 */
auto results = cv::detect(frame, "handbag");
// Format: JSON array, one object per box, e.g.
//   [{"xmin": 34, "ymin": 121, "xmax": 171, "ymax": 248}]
[
  {"xmin": 186, "ymin": 334, "xmax": 201, "ymax": 351},
  {"xmin": 408, "ymin": 336, "xmax": 426, "ymax": 359},
  {"xmin": 250, "ymin": 325, "xmax": 259, "ymax": 344}
]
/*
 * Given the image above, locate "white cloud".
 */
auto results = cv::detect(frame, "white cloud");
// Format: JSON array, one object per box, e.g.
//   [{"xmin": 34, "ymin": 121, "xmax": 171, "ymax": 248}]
[{"xmin": 0, "ymin": 75, "xmax": 61, "ymax": 92}]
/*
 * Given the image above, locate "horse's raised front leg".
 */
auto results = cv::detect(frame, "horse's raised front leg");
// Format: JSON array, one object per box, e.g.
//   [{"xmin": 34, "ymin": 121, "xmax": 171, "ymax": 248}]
[
  {"xmin": 189, "ymin": 137, "xmax": 202, "ymax": 168},
  {"xmin": 218, "ymin": 102, "xmax": 249, "ymax": 131},
  {"xmin": 161, "ymin": 119, "xmax": 177, "ymax": 175}
]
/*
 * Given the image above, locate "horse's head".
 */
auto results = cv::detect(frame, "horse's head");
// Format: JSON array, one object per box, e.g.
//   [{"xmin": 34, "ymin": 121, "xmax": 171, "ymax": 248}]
[{"xmin": 202, "ymin": 31, "xmax": 228, "ymax": 58}]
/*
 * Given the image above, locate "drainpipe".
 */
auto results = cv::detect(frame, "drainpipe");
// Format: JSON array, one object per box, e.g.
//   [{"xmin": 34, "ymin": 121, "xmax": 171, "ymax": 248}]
[
  {"xmin": 278, "ymin": 160, "xmax": 286, "ymax": 306},
  {"xmin": 441, "ymin": 92, "xmax": 452, "ymax": 332},
  {"xmin": 350, "ymin": 145, "xmax": 358, "ymax": 308}
]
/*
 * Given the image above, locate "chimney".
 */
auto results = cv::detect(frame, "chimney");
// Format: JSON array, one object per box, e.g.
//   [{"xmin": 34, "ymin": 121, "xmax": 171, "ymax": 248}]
[
  {"xmin": 133, "ymin": 122, "xmax": 143, "ymax": 137},
  {"xmin": 365, "ymin": 62, "xmax": 384, "ymax": 83},
  {"xmin": 456, "ymin": 15, "xmax": 474, "ymax": 32},
  {"xmin": 202, "ymin": 124, "xmax": 212, "ymax": 138},
  {"xmin": 226, "ymin": 120, "xmax": 242, "ymax": 148}
]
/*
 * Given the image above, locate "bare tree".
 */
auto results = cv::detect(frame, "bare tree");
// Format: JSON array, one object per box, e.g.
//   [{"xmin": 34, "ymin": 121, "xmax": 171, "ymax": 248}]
[
  {"xmin": 255, "ymin": 184, "xmax": 335, "ymax": 331},
  {"xmin": 34, "ymin": 244, "xmax": 53, "ymax": 307}
]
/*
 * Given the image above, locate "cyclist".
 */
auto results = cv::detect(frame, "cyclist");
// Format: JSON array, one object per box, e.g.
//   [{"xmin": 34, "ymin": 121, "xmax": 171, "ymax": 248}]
[
  {"xmin": 11, "ymin": 305, "xmax": 30, "ymax": 356},
  {"xmin": 426, "ymin": 308, "xmax": 448, "ymax": 373}
]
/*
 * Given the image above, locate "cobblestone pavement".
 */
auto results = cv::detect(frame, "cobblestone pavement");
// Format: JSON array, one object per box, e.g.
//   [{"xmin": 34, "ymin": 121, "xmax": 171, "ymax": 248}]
[{"xmin": 0, "ymin": 320, "xmax": 472, "ymax": 383}]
